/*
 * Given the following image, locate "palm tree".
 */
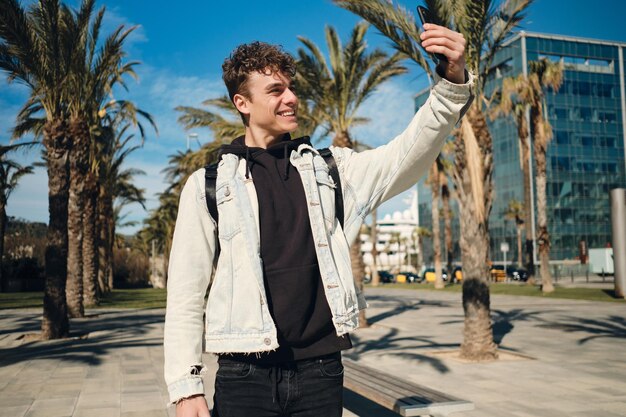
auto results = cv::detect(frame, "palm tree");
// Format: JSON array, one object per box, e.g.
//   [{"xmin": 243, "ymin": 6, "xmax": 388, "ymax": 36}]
[
  {"xmin": 504, "ymin": 199, "xmax": 525, "ymax": 267},
  {"xmin": 493, "ymin": 58, "xmax": 563, "ymax": 292},
  {"xmin": 490, "ymin": 74, "xmax": 534, "ymax": 279},
  {"xmin": 334, "ymin": 0, "xmax": 533, "ymax": 360},
  {"xmin": 426, "ymin": 160, "xmax": 444, "ymax": 289},
  {"xmin": 296, "ymin": 21, "xmax": 407, "ymax": 328},
  {"xmin": 0, "ymin": 143, "xmax": 36, "ymax": 292},
  {"xmin": 527, "ymin": 58, "xmax": 563, "ymax": 293},
  {"xmin": 369, "ymin": 208, "xmax": 381, "ymax": 286},
  {"xmin": 413, "ymin": 226, "xmax": 431, "ymax": 272},
  {"xmin": 96, "ymin": 123, "xmax": 147, "ymax": 293},
  {"xmin": 0, "ymin": 0, "xmax": 76, "ymax": 339}
]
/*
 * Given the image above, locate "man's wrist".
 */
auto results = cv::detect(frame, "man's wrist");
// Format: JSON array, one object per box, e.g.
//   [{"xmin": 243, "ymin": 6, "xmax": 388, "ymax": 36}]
[{"xmin": 175, "ymin": 393, "xmax": 205, "ymax": 406}]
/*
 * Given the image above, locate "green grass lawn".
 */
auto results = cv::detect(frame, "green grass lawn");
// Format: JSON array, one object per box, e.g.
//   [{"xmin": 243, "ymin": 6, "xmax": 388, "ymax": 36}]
[
  {"xmin": 367, "ymin": 282, "xmax": 626, "ymax": 303},
  {"xmin": 2, "ymin": 283, "xmax": 624, "ymax": 310},
  {"xmin": 0, "ymin": 288, "xmax": 167, "ymax": 310}
]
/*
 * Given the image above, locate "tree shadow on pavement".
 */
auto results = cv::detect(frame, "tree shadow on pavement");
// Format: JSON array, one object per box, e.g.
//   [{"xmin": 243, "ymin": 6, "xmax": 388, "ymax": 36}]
[
  {"xmin": 347, "ymin": 327, "xmax": 452, "ymax": 374},
  {"xmin": 537, "ymin": 315, "xmax": 626, "ymax": 344},
  {"xmin": 491, "ymin": 309, "xmax": 546, "ymax": 345},
  {"xmin": 365, "ymin": 295, "xmax": 454, "ymax": 326},
  {"xmin": 0, "ymin": 309, "xmax": 165, "ymax": 367}
]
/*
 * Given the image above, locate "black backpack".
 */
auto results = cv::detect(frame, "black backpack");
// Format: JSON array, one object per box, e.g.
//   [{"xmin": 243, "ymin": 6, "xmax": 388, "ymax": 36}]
[{"xmin": 204, "ymin": 148, "xmax": 344, "ymax": 250}]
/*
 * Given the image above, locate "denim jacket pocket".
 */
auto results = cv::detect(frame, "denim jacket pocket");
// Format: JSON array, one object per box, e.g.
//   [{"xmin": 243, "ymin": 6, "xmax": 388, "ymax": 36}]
[
  {"xmin": 216, "ymin": 183, "xmax": 241, "ymax": 240},
  {"xmin": 315, "ymin": 169, "xmax": 336, "ymax": 229}
]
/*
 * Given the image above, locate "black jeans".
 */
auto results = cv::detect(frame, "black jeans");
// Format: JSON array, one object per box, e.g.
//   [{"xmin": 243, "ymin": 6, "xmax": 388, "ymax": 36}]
[{"xmin": 212, "ymin": 352, "xmax": 344, "ymax": 417}]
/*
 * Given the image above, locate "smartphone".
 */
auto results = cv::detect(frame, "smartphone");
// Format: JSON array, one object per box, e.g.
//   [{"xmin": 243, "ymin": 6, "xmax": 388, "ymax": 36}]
[{"xmin": 416, "ymin": 6, "xmax": 448, "ymax": 63}]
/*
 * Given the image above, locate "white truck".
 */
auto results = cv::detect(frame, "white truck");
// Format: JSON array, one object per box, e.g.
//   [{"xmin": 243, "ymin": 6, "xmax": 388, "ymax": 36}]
[{"xmin": 588, "ymin": 248, "xmax": 614, "ymax": 275}]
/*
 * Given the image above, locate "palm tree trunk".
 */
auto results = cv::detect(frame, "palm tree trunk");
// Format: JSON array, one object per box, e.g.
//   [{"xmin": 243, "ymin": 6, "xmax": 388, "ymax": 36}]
[
  {"xmin": 42, "ymin": 120, "xmax": 70, "ymax": 340},
  {"xmin": 516, "ymin": 224, "xmax": 523, "ymax": 267},
  {"xmin": 351, "ymin": 238, "xmax": 369, "ymax": 328},
  {"xmin": 453, "ymin": 108, "xmax": 498, "ymax": 360},
  {"xmin": 370, "ymin": 208, "xmax": 380, "ymax": 286},
  {"xmin": 518, "ymin": 112, "xmax": 535, "ymax": 281},
  {"xmin": 106, "ymin": 197, "xmax": 115, "ymax": 290},
  {"xmin": 66, "ymin": 120, "xmax": 89, "ymax": 318},
  {"xmin": 442, "ymin": 183, "xmax": 453, "ymax": 274},
  {"xmin": 532, "ymin": 107, "xmax": 554, "ymax": 293},
  {"xmin": 82, "ymin": 169, "xmax": 99, "ymax": 306},
  {"xmin": 97, "ymin": 185, "xmax": 110, "ymax": 294},
  {"xmin": 0, "ymin": 203, "xmax": 6, "ymax": 293},
  {"xmin": 430, "ymin": 165, "xmax": 444, "ymax": 289}
]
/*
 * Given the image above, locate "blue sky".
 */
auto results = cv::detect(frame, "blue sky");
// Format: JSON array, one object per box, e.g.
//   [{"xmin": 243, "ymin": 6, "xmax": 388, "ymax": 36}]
[{"xmin": 2, "ymin": 0, "xmax": 626, "ymax": 234}]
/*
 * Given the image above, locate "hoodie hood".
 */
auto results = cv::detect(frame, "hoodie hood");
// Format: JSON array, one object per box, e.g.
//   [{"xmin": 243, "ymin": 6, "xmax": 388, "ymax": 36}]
[{"xmin": 219, "ymin": 134, "xmax": 312, "ymax": 179}]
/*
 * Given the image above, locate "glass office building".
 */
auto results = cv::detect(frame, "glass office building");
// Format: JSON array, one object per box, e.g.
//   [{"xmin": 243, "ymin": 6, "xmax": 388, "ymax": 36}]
[{"xmin": 416, "ymin": 31, "xmax": 626, "ymax": 263}]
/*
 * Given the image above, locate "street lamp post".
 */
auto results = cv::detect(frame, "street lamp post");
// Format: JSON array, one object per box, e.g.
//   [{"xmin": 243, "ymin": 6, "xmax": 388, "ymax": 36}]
[{"xmin": 186, "ymin": 133, "xmax": 199, "ymax": 150}]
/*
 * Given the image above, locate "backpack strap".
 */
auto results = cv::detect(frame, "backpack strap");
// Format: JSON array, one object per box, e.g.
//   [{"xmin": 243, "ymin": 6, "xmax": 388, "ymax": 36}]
[
  {"xmin": 318, "ymin": 148, "xmax": 344, "ymax": 230},
  {"xmin": 204, "ymin": 163, "xmax": 220, "ymax": 258},
  {"xmin": 204, "ymin": 163, "xmax": 219, "ymax": 223}
]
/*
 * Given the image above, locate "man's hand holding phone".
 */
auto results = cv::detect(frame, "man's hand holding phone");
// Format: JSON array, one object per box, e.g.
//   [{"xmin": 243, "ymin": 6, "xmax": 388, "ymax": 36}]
[{"xmin": 417, "ymin": 6, "xmax": 467, "ymax": 84}]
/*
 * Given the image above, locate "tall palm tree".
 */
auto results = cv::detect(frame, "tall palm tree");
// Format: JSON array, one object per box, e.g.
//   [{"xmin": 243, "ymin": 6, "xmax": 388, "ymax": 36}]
[
  {"xmin": 62, "ymin": 0, "xmax": 152, "ymax": 317},
  {"xmin": 0, "ymin": 0, "xmax": 76, "ymax": 339},
  {"xmin": 369, "ymin": 208, "xmax": 381, "ymax": 286},
  {"xmin": 0, "ymin": 143, "xmax": 36, "ymax": 292},
  {"xmin": 490, "ymin": 75, "xmax": 534, "ymax": 278},
  {"xmin": 296, "ymin": 21, "xmax": 407, "ymax": 328},
  {"xmin": 334, "ymin": 0, "xmax": 532, "ymax": 360},
  {"xmin": 493, "ymin": 58, "xmax": 563, "ymax": 292},
  {"xmin": 504, "ymin": 199, "xmax": 525, "ymax": 267},
  {"xmin": 414, "ymin": 226, "xmax": 431, "ymax": 272},
  {"xmin": 426, "ymin": 160, "xmax": 444, "ymax": 289},
  {"xmin": 527, "ymin": 58, "xmax": 563, "ymax": 293},
  {"xmin": 96, "ymin": 123, "xmax": 147, "ymax": 293}
]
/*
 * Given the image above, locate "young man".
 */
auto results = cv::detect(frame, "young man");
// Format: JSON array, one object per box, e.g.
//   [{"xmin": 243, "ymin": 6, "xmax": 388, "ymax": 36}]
[{"xmin": 164, "ymin": 23, "xmax": 471, "ymax": 417}]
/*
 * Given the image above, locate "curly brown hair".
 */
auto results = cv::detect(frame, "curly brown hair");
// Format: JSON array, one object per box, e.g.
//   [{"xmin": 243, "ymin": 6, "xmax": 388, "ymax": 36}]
[{"xmin": 222, "ymin": 41, "xmax": 296, "ymax": 102}]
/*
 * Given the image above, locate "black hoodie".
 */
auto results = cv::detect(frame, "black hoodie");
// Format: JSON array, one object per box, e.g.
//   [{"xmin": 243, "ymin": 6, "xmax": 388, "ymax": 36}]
[{"xmin": 218, "ymin": 134, "xmax": 351, "ymax": 362}]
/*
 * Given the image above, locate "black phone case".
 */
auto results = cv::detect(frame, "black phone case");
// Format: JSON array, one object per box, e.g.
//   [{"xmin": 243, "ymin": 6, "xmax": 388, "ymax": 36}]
[{"xmin": 416, "ymin": 6, "xmax": 448, "ymax": 63}]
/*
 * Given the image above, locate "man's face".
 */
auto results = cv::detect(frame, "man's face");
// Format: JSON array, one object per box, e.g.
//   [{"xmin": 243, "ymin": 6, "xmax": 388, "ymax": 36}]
[{"xmin": 235, "ymin": 70, "xmax": 298, "ymax": 136}]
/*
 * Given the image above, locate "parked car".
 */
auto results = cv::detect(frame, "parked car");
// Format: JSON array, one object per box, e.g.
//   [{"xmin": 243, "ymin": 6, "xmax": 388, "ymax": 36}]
[
  {"xmin": 396, "ymin": 271, "xmax": 422, "ymax": 283},
  {"xmin": 424, "ymin": 268, "xmax": 448, "ymax": 283},
  {"xmin": 377, "ymin": 270, "xmax": 395, "ymax": 283},
  {"xmin": 452, "ymin": 266, "xmax": 463, "ymax": 283},
  {"xmin": 489, "ymin": 264, "xmax": 506, "ymax": 282},
  {"xmin": 506, "ymin": 266, "xmax": 529, "ymax": 281}
]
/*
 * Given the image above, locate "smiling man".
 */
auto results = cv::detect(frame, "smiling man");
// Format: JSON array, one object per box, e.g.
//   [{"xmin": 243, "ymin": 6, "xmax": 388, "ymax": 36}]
[{"xmin": 165, "ymin": 26, "xmax": 472, "ymax": 417}]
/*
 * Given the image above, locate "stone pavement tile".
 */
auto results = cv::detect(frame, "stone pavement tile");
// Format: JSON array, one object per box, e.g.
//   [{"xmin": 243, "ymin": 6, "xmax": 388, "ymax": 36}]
[
  {"xmin": 121, "ymin": 393, "xmax": 164, "ymax": 412},
  {"xmin": 0, "ymin": 395, "xmax": 34, "ymax": 407},
  {"xmin": 0, "ymin": 405, "xmax": 29, "ymax": 417},
  {"xmin": 121, "ymin": 411, "xmax": 168, "ymax": 417},
  {"xmin": 39, "ymin": 384, "xmax": 82, "ymax": 398},
  {"xmin": 1, "ymin": 383, "xmax": 41, "ymax": 396},
  {"xmin": 600, "ymin": 401, "xmax": 626, "ymax": 415},
  {"xmin": 75, "ymin": 392, "xmax": 120, "ymax": 409},
  {"xmin": 73, "ymin": 408, "xmax": 120, "ymax": 417},
  {"xmin": 121, "ymin": 379, "xmax": 162, "ymax": 394},
  {"xmin": 24, "ymin": 410, "xmax": 71, "ymax": 417},
  {"xmin": 81, "ymin": 380, "xmax": 121, "ymax": 394},
  {"xmin": 28, "ymin": 397, "xmax": 77, "ymax": 411},
  {"xmin": 124, "ymin": 372, "xmax": 158, "ymax": 381}
]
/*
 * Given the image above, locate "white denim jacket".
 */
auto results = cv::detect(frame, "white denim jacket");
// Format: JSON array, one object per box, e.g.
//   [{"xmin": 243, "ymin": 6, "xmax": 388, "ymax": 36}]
[{"xmin": 163, "ymin": 72, "xmax": 474, "ymax": 404}]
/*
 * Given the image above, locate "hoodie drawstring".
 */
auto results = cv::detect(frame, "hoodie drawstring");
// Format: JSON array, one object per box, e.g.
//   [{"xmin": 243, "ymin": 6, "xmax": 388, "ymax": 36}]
[
  {"xmin": 245, "ymin": 146, "xmax": 251, "ymax": 179},
  {"xmin": 283, "ymin": 145, "xmax": 290, "ymax": 180}
]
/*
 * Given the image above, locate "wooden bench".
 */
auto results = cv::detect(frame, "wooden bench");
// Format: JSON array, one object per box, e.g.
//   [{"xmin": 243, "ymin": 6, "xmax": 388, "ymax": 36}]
[{"xmin": 343, "ymin": 358, "xmax": 475, "ymax": 417}]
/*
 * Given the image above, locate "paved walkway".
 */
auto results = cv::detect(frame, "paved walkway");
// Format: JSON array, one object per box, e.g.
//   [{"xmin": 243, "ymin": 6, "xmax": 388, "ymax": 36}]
[{"xmin": 0, "ymin": 288, "xmax": 625, "ymax": 417}]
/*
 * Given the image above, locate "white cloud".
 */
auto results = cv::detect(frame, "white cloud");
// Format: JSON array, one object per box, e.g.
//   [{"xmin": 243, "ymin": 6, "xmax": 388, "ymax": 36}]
[{"xmin": 351, "ymin": 77, "xmax": 420, "ymax": 148}]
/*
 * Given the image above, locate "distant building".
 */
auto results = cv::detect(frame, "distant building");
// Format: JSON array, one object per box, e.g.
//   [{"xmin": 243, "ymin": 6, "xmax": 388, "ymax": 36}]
[
  {"xmin": 416, "ymin": 31, "xmax": 626, "ymax": 262},
  {"xmin": 360, "ymin": 191, "xmax": 420, "ymax": 273}
]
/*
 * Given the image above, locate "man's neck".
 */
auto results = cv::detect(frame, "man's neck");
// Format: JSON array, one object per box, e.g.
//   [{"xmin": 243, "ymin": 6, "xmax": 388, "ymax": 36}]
[{"xmin": 244, "ymin": 127, "xmax": 286, "ymax": 149}]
